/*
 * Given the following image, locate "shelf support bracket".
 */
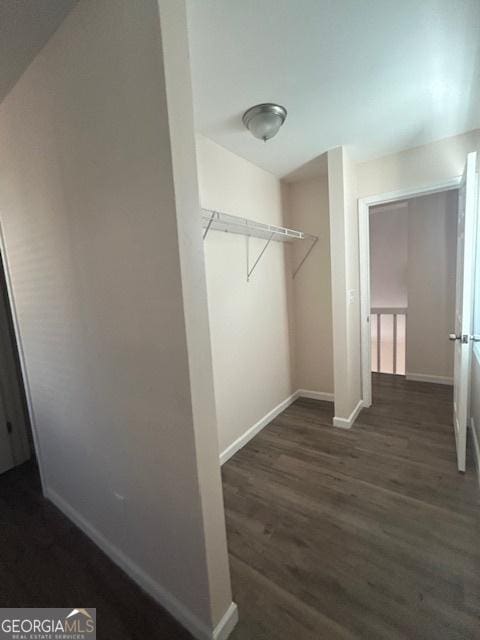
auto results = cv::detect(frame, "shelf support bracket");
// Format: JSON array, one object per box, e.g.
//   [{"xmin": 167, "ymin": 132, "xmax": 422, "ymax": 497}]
[
  {"xmin": 203, "ymin": 210, "xmax": 216, "ymax": 240},
  {"xmin": 292, "ymin": 235, "xmax": 318, "ymax": 279},
  {"xmin": 247, "ymin": 232, "xmax": 275, "ymax": 282}
]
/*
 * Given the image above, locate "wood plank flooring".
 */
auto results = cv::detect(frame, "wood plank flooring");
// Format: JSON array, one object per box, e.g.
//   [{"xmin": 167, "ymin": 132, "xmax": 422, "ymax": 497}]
[
  {"xmin": 0, "ymin": 374, "xmax": 478, "ymax": 639},
  {"xmin": 0, "ymin": 462, "xmax": 193, "ymax": 639},
  {"xmin": 224, "ymin": 374, "xmax": 480, "ymax": 640}
]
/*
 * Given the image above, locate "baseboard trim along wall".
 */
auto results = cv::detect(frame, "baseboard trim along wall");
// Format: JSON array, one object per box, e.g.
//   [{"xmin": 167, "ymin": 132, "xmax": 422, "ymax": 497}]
[
  {"xmin": 45, "ymin": 487, "xmax": 238, "ymax": 640},
  {"xmin": 213, "ymin": 603, "xmax": 239, "ymax": 640},
  {"xmin": 333, "ymin": 399, "xmax": 364, "ymax": 430},
  {"xmin": 219, "ymin": 389, "xmax": 334, "ymax": 465},
  {"xmin": 219, "ymin": 392, "xmax": 298, "ymax": 465},
  {"xmin": 296, "ymin": 389, "xmax": 335, "ymax": 402},
  {"xmin": 470, "ymin": 418, "xmax": 480, "ymax": 488},
  {"xmin": 405, "ymin": 372, "xmax": 453, "ymax": 385}
]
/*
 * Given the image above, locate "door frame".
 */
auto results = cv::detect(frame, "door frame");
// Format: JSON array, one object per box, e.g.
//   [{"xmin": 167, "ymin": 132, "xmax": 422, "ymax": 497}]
[
  {"xmin": 358, "ymin": 176, "xmax": 462, "ymax": 407},
  {"xmin": 0, "ymin": 223, "xmax": 46, "ymax": 491}
]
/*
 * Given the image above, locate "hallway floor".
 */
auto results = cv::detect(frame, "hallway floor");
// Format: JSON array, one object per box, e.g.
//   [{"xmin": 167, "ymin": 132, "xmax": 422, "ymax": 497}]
[
  {"xmin": 0, "ymin": 462, "xmax": 192, "ymax": 639},
  {"xmin": 224, "ymin": 373, "xmax": 480, "ymax": 640},
  {"xmin": 1, "ymin": 375, "xmax": 478, "ymax": 639}
]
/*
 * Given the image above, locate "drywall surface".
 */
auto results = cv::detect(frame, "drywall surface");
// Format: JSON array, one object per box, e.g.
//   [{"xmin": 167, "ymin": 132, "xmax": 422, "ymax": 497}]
[
  {"xmin": 196, "ymin": 135, "xmax": 293, "ymax": 455},
  {"xmin": 357, "ymin": 130, "xmax": 480, "ymax": 198},
  {"xmin": 369, "ymin": 204, "xmax": 408, "ymax": 309},
  {"xmin": 328, "ymin": 147, "xmax": 362, "ymax": 422},
  {"xmin": 283, "ymin": 175, "xmax": 333, "ymax": 393},
  {"xmin": 406, "ymin": 191, "xmax": 457, "ymax": 381},
  {"xmin": 157, "ymin": 0, "xmax": 234, "ymax": 631},
  {"xmin": 0, "ymin": 0, "xmax": 232, "ymax": 636},
  {"xmin": 158, "ymin": 0, "xmax": 234, "ymax": 629}
]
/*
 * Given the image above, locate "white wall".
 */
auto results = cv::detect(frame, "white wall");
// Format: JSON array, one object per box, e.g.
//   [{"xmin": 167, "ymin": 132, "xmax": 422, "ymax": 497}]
[
  {"xmin": 328, "ymin": 147, "xmax": 362, "ymax": 424},
  {"xmin": 369, "ymin": 204, "xmax": 408, "ymax": 309},
  {"xmin": 283, "ymin": 175, "xmax": 333, "ymax": 394},
  {"xmin": 158, "ymin": 2, "xmax": 235, "ymax": 632},
  {"xmin": 357, "ymin": 130, "xmax": 480, "ymax": 198},
  {"xmin": 196, "ymin": 135, "xmax": 293, "ymax": 456},
  {"xmin": 0, "ymin": 1, "xmax": 234, "ymax": 637},
  {"xmin": 406, "ymin": 191, "xmax": 457, "ymax": 382}
]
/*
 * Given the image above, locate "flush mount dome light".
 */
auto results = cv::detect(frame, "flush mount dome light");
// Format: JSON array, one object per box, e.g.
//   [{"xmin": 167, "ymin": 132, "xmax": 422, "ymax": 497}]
[{"xmin": 242, "ymin": 103, "xmax": 287, "ymax": 142}]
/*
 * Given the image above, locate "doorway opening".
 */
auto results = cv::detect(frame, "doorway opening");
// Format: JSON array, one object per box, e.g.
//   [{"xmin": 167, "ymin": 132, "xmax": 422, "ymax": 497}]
[
  {"xmin": 359, "ymin": 152, "xmax": 478, "ymax": 474},
  {"xmin": 368, "ymin": 191, "xmax": 459, "ymax": 382},
  {"xmin": 0, "ymin": 250, "xmax": 36, "ymax": 478},
  {"xmin": 369, "ymin": 201, "xmax": 408, "ymax": 376},
  {"xmin": 359, "ymin": 177, "xmax": 463, "ymax": 408}
]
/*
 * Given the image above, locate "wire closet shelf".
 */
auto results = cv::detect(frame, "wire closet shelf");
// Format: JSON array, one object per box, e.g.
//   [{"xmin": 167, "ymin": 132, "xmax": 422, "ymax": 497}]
[
  {"xmin": 201, "ymin": 208, "xmax": 318, "ymax": 280},
  {"xmin": 201, "ymin": 209, "xmax": 305, "ymax": 242}
]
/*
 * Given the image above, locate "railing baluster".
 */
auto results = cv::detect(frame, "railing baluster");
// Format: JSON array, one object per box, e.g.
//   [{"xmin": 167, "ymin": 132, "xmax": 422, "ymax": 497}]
[
  {"xmin": 370, "ymin": 307, "xmax": 406, "ymax": 377},
  {"xmin": 377, "ymin": 313, "xmax": 381, "ymax": 373}
]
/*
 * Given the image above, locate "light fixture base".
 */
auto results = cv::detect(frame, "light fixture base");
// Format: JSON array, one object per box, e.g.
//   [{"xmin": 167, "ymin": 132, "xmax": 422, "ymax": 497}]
[{"xmin": 242, "ymin": 103, "xmax": 287, "ymax": 142}]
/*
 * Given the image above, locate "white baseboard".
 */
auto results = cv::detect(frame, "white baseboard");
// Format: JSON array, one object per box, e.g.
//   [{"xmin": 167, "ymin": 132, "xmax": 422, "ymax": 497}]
[
  {"xmin": 219, "ymin": 389, "xmax": 335, "ymax": 465},
  {"xmin": 297, "ymin": 389, "xmax": 334, "ymax": 403},
  {"xmin": 45, "ymin": 487, "xmax": 237, "ymax": 640},
  {"xmin": 333, "ymin": 399, "xmax": 364, "ymax": 429},
  {"xmin": 470, "ymin": 418, "xmax": 480, "ymax": 488},
  {"xmin": 219, "ymin": 392, "xmax": 298, "ymax": 465},
  {"xmin": 406, "ymin": 372, "xmax": 453, "ymax": 386},
  {"xmin": 213, "ymin": 603, "xmax": 239, "ymax": 640}
]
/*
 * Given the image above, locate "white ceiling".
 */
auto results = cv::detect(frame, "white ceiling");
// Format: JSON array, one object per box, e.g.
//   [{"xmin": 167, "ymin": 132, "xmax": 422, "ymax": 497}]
[
  {"xmin": 0, "ymin": 0, "xmax": 77, "ymax": 104},
  {"xmin": 186, "ymin": 0, "xmax": 480, "ymax": 178}
]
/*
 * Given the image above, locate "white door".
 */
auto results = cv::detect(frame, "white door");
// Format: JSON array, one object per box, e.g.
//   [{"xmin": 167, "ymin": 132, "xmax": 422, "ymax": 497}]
[
  {"xmin": 0, "ymin": 386, "xmax": 14, "ymax": 474},
  {"xmin": 451, "ymin": 151, "xmax": 478, "ymax": 472}
]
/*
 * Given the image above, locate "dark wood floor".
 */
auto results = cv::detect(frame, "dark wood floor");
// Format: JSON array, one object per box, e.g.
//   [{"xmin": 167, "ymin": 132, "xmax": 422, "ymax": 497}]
[
  {"xmin": 224, "ymin": 374, "xmax": 480, "ymax": 640},
  {"xmin": 0, "ymin": 461, "xmax": 192, "ymax": 639},
  {"xmin": 1, "ymin": 374, "xmax": 478, "ymax": 639}
]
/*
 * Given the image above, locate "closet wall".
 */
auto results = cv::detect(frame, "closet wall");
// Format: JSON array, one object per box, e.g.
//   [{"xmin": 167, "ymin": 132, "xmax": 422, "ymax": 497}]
[
  {"xmin": 196, "ymin": 135, "xmax": 293, "ymax": 458},
  {"xmin": 328, "ymin": 146, "xmax": 362, "ymax": 422},
  {"xmin": 283, "ymin": 175, "xmax": 334, "ymax": 396}
]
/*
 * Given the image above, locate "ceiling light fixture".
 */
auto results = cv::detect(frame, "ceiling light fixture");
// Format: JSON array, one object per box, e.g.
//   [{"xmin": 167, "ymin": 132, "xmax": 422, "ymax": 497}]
[{"xmin": 242, "ymin": 103, "xmax": 287, "ymax": 142}]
